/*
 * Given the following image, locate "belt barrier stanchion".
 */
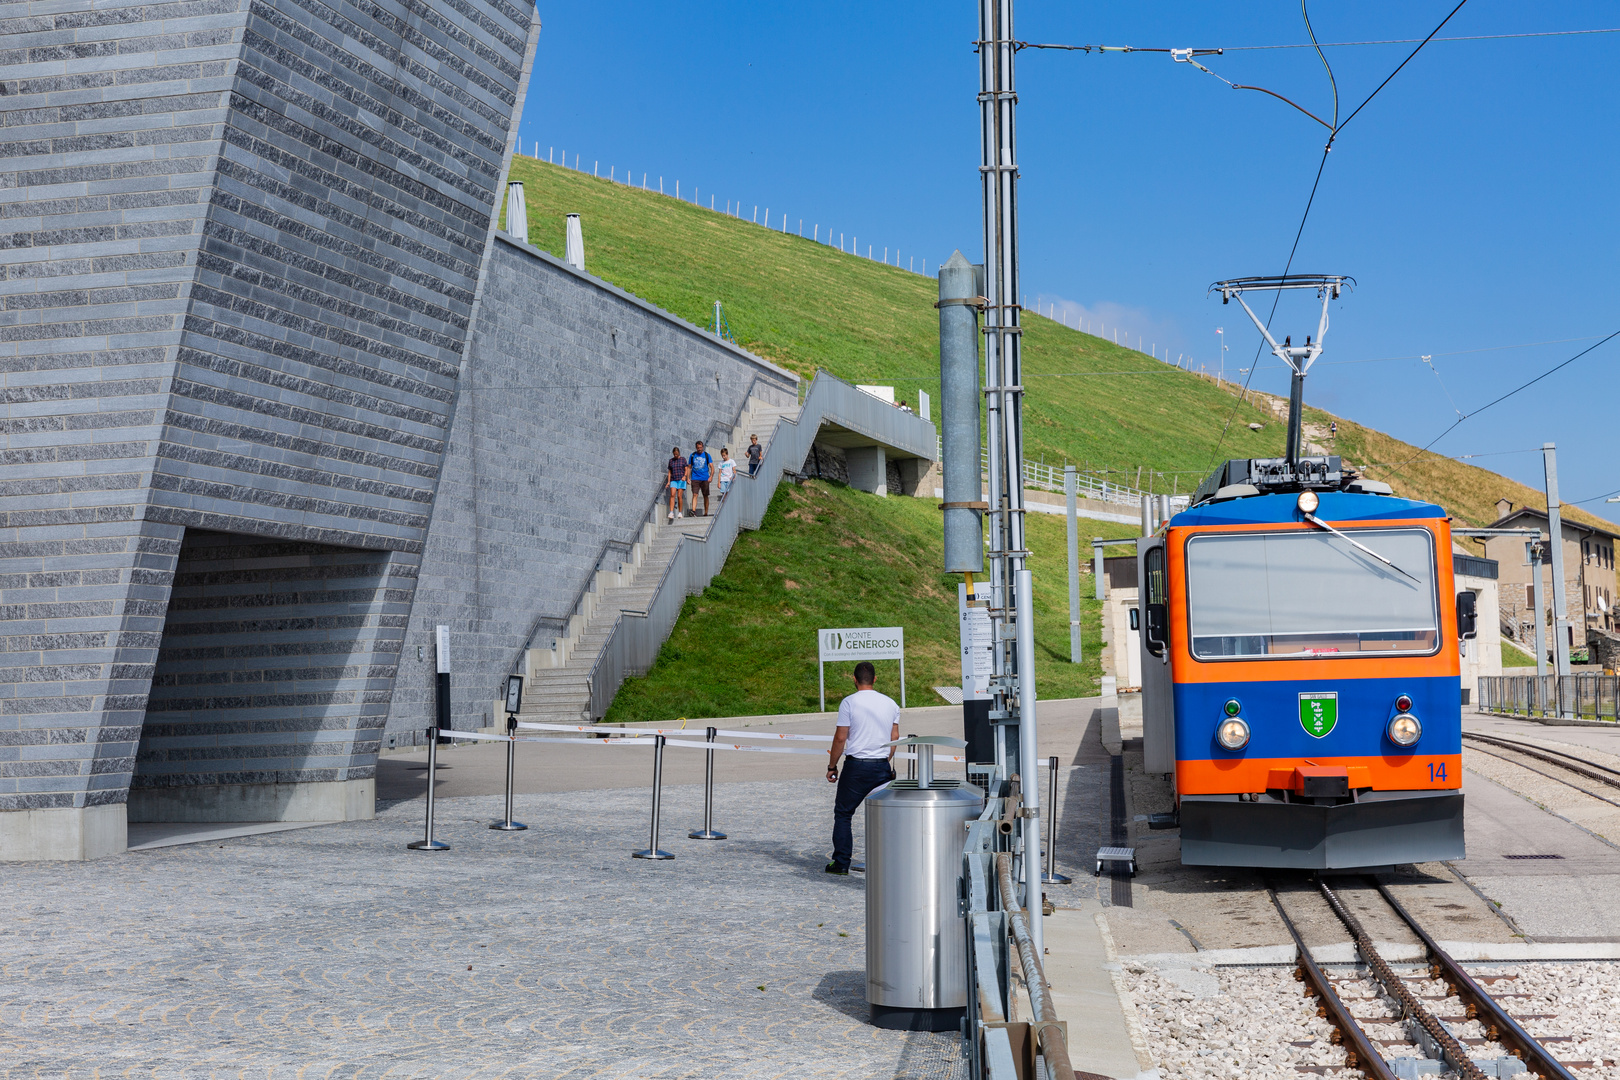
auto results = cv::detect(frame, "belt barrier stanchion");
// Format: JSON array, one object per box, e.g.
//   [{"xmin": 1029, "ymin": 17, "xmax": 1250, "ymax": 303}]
[
  {"xmin": 905, "ymin": 732, "xmax": 917, "ymax": 781},
  {"xmin": 407, "ymin": 725, "xmax": 450, "ymax": 851},
  {"xmin": 633, "ymin": 734, "xmax": 674, "ymax": 860},
  {"xmin": 491, "ymin": 674, "xmax": 527, "ymax": 832},
  {"xmin": 1041, "ymin": 754, "xmax": 1071, "ymax": 885},
  {"xmin": 688, "ymin": 726, "xmax": 726, "ymax": 840}
]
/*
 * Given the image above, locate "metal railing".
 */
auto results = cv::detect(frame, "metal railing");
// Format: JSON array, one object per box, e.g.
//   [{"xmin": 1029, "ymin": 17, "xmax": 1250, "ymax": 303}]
[
  {"xmin": 583, "ymin": 371, "xmax": 937, "ymax": 720},
  {"xmin": 938, "ymin": 437, "xmax": 1190, "ymax": 511},
  {"xmin": 964, "ymin": 777, "xmax": 1074, "ymax": 1080},
  {"xmin": 1479, "ymin": 675, "xmax": 1620, "ymax": 722}
]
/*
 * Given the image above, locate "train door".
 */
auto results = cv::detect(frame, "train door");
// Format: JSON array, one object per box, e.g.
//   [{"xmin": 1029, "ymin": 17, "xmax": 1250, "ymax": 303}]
[{"xmin": 1137, "ymin": 536, "xmax": 1176, "ymax": 776}]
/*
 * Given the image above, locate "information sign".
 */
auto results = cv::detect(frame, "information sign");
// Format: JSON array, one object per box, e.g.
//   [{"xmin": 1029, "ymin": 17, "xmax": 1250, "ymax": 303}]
[{"xmin": 818, "ymin": 626, "xmax": 905, "ymax": 711}]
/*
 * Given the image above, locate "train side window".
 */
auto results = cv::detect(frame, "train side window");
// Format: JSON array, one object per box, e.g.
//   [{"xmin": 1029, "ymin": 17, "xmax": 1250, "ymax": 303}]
[{"xmin": 1143, "ymin": 547, "xmax": 1167, "ymax": 657}]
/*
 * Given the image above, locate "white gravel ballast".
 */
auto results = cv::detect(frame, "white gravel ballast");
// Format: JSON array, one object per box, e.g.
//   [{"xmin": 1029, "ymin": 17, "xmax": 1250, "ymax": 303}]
[{"xmin": 1119, "ymin": 960, "xmax": 1620, "ymax": 1080}]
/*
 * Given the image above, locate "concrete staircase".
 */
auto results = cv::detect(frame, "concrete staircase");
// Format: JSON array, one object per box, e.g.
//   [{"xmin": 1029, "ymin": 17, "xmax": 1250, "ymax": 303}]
[{"xmin": 503, "ymin": 394, "xmax": 798, "ymax": 724}]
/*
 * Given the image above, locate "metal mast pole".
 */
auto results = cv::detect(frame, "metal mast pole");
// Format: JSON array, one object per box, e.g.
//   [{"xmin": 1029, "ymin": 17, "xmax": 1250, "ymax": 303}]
[
  {"xmin": 979, "ymin": 0, "xmax": 1040, "ymax": 957},
  {"xmin": 1543, "ymin": 443, "xmax": 1573, "ymax": 714}
]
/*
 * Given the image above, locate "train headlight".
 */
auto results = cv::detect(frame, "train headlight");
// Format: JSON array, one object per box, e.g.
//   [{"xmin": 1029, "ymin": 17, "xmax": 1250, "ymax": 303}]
[
  {"xmin": 1297, "ymin": 490, "xmax": 1319, "ymax": 514},
  {"xmin": 1217, "ymin": 717, "xmax": 1250, "ymax": 751},
  {"xmin": 1388, "ymin": 714, "xmax": 1422, "ymax": 747}
]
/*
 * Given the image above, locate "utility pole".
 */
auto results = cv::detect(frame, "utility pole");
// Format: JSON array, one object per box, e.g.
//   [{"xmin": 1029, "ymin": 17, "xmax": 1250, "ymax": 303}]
[
  {"xmin": 1065, "ymin": 466, "xmax": 1081, "ymax": 663},
  {"xmin": 1544, "ymin": 443, "xmax": 1572, "ymax": 715},
  {"xmin": 977, "ymin": 0, "xmax": 1041, "ymax": 956}
]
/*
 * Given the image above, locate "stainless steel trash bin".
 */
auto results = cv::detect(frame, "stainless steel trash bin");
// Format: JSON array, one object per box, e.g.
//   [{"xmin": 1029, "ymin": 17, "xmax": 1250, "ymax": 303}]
[{"xmin": 865, "ymin": 736, "xmax": 983, "ymax": 1031}]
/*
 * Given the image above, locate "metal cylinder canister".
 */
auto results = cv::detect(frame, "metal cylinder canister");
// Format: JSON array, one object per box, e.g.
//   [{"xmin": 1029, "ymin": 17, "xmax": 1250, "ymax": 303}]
[{"xmin": 864, "ymin": 778, "xmax": 984, "ymax": 1031}]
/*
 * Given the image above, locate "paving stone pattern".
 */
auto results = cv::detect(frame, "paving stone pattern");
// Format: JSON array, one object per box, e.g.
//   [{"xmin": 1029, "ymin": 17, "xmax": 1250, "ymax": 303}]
[
  {"xmin": 0, "ymin": 779, "xmax": 966, "ymax": 1079},
  {"xmin": 0, "ymin": 0, "xmax": 538, "ymax": 813},
  {"xmin": 385, "ymin": 240, "xmax": 798, "ymax": 740}
]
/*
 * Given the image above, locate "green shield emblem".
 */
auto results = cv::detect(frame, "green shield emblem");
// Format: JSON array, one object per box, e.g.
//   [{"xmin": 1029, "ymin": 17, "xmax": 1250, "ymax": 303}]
[{"xmin": 1299, "ymin": 692, "xmax": 1338, "ymax": 739}]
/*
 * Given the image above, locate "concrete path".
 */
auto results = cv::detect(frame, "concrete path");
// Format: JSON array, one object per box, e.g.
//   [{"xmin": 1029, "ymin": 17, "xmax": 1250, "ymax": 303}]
[{"xmin": 4, "ymin": 698, "xmax": 1134, "ymax": 1080}]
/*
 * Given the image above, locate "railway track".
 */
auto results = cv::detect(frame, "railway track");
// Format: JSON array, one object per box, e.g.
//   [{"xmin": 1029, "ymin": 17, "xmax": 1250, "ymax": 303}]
[
  {"xmin": 1268, "ymin": 876, "xmax": 1580, "ymax": 1080},
  {"xmin": 1462, "ymin": 732, "xmax": 1620, "ymax": 807}
]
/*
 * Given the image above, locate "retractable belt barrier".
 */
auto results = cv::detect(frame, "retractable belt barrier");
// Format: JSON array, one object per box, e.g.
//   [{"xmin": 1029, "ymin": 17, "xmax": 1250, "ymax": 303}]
[{"xmin": 416, "ymin": 725, "xmax": 965, "ymax": 859}]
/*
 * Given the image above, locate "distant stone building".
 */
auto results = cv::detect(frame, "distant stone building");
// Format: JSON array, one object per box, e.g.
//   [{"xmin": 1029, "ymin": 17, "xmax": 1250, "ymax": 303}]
[{"xmin": 1484, "ymin": 501, "xmax": 1619, "ymax": 654}]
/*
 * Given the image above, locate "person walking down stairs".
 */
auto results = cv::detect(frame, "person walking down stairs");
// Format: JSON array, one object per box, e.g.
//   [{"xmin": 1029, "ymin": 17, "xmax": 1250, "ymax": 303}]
[
  {"xmin": 688, "ymin": 441, "xmax": 713, "ymax": 517},
  {"xmin": 666, "ymin": 446, "xmax": 688, "ymax": 522},
  {"xmin": 717, "ymin": 447, "xmax": 736, "ymax": 504}
]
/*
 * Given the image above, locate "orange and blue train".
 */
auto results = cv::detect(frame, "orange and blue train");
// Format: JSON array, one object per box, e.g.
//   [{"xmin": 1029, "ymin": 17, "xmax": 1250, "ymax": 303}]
[{"xmin": 1137, "ymin": 457, "xmax": 1473, "ymax": 868}]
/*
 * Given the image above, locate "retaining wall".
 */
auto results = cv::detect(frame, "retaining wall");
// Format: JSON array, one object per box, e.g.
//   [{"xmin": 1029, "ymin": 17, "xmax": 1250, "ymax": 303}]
[{"xmin": 383, "ymin": 238, "xmax": 798, "ymax": 740}]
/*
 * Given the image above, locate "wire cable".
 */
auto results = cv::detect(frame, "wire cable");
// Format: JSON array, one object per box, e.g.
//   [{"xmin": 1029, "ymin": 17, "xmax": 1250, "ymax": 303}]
[
  {"xmin": 1331, "ymin": 0, "xmax": 1470, "ymax": 144},
  {"xmin": 1211, "ymin": 1, "xmax": 1472, "ymax": 464},
  {"xmin": 1388, "ymin": 330, "xmax": 1620, "ymax": 471},
  {"xmin": 1014, "ymin": 26, "xmax": 1618, "ymax": 55},
  {"xmin": 1209, "ymin": 144, "xmax": 1330, "ymax": 463}
]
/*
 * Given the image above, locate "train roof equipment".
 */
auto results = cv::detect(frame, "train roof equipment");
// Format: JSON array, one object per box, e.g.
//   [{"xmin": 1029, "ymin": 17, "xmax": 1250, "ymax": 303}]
[{"xmin": 1196, "ymin": 274, "xmax": 1368, "ymax": 509}]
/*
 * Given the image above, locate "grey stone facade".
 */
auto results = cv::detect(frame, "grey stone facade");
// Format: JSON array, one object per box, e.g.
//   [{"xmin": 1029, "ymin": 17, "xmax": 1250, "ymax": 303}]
[
  {"xmin": 383, "ymin": 238, "xmax": 798, "ymax": 740},
  {"xmin": 1, "ymin": 0, "xmax": 541, "ymax": 857}
]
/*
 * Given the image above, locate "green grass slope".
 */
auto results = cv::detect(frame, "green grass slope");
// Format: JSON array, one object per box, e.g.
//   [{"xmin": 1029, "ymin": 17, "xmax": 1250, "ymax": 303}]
[
  {"xmin": 508, "ymin": 157, "xmax": 1594, "ymax": 526},
  {"xmin": 506, "ymin": 158, "xmax": 1283, "ymax": 493},
  {"xmin": 605, "ymin": 481, "xmax": 1140, "ymax": 721}
]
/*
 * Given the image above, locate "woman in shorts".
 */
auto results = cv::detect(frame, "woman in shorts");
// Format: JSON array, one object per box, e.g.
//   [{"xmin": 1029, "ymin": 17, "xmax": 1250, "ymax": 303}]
[{"xmin": 667, "ymin": 446, "xmax": 687, "ymax": 521}]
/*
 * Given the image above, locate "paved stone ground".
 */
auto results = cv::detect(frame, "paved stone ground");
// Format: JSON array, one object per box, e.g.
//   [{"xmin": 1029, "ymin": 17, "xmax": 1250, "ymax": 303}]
[{"xmin": 0, "ymin": 780, "xmax": 968, "ymax": 1079}]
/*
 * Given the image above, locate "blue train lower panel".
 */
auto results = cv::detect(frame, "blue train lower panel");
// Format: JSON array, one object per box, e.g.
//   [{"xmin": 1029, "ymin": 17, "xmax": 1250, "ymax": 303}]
[{"xmin": 1178, "ymin": 789, "xmax": 1464, "ymax": 869}]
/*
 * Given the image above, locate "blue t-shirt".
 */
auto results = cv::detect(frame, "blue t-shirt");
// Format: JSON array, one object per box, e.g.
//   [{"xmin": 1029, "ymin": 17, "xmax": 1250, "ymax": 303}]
[{"xmin": 689, "ymin": 451, "xmax": 712, "ymax": 481}]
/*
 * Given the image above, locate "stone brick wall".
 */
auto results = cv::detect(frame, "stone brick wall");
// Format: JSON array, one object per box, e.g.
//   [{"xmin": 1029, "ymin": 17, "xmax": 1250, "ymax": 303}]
[
  {"xmin": 1, "ymin": 0, "xmax": 540, "ymax": 848},
  {"xmin": 383, "ymin": 238, "xmax": 798, "ymax": 738},
  {"xmin": 131, "ymin": 530, "xmax": 398, "ymax": 813}
]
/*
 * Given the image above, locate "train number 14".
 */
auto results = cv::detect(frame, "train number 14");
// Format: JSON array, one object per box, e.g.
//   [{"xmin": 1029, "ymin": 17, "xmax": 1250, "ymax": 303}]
[{"xmin": 1428, "ymin": 762, "xmax": 1447, "ymax": 783}]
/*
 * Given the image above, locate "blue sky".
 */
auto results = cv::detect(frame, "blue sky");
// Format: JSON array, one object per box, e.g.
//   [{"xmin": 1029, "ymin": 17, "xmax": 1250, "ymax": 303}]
[{"xmin": 518, "ymin": 2, "xmax": 1620, "ymax": 521}]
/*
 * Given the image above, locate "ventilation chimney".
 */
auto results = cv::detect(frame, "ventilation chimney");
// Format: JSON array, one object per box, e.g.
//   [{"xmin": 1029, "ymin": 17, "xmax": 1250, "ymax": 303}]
[
  {"xmin": 505, "ymin": 182, "xmax": 527, "ymax": 245},
  {"xmin": 1495, "ymin": 498, "xmax": 1513, "ymax": 519},
  {"xmin": 565, "ymin": 213, "xmax": 585, "ymax": 272}
]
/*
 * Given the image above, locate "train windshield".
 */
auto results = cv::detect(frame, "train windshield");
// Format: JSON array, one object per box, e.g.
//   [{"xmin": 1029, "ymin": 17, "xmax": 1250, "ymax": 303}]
[{"xmin": 1186, "ymin": 527, "xmax": 1439, "ymax": 659}]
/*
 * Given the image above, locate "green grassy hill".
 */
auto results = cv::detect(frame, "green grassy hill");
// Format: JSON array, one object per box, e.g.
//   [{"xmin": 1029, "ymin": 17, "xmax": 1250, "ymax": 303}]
[
  {"xmin": 605, "ymin": 481, "xmax": 1141, "ymax": 721},
  {"xmin": 507, "ymin": 157, "xmax": 1609, "ymax": 529}
]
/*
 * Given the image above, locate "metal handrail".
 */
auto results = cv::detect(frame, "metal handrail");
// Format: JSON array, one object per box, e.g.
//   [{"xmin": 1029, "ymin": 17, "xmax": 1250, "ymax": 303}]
[{"xmin": 938, "ymin": 437, "xmax": 1190, "ymax": 510}]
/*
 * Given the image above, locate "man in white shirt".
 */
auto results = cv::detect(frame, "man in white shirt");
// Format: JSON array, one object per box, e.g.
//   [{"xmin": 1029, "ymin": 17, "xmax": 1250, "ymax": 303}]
[{"xmin": 825, "ymin": 661, "xmax": 900, "ymax": 875}]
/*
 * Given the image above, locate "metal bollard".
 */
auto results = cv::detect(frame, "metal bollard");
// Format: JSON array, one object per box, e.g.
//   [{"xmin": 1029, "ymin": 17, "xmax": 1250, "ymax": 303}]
[
  {"xmin": 489, "ymin": 713, "xmax": 527, "ymax": 831},
  {"xmin": 633, "ymin": 734, "xmax": 674, "ymax": 860},
  {"xmin": 1041, "ymin": 754, "xmax": 1072, "ymax": 885},
  {"xmin": 407, "ymin": 727, "xmax": 450, "ymax": 851},
  {"xmin": 905, "ymin": 732, "xmax": 917, "ymax": 781},
  {"xmin": 689, "ymin": 726, "xmax": 726, "ymax": 840}
]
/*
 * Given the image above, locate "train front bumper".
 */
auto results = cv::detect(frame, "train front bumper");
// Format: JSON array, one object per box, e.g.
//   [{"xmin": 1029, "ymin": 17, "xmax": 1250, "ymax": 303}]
[{"xmin": 1178, "ymin": 789, "xmax": 1464, "ymax": 869}]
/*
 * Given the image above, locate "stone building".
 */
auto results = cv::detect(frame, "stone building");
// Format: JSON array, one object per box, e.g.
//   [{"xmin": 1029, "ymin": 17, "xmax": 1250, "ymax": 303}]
[
  {"xmin": 1, "ymin": 0, "xmax": 546, "ymax": 859},
  {"xmin": 1484, "ymin": 501, "xmax": 1619, "ymax": 654}
]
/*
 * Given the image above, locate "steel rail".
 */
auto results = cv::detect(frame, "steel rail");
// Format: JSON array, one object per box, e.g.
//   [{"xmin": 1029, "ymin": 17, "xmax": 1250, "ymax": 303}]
[
  {"xmin": 1463, "ymin": 740, "xmax": 1620, "ymax": 810},
  {"xmin": 1372, "ymin": 879, "xmax": 1579, "ymax": 1080},
  {"xmin": 1264, "ymin": 883, "xmax": 1397, "ymax": 1080},
  {"xmin": 994, "ymin": 852, "xmax": 1074, "ymax": 1080},
  {"xmin": 1316, "ymin": 881, "xmax": 1489, "ymax": 1080},
  {"xmin": 1464, "ymin": 731, "xmax": 1620, "ymax": 788}
]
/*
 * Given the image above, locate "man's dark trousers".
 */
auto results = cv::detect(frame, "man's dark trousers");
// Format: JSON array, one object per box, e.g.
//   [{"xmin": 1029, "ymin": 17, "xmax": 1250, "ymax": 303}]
[{"xmin": 831, "ymin": 757, "xmax": 894, "ymax": 869}]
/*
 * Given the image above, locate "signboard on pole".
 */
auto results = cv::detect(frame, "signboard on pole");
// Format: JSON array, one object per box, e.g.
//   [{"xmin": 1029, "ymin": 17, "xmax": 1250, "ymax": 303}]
[
  {"xmin": 958, "ymin": 585, "xmax": 992, "ymax": 701},
  {"xmin": 818, "ymin": 626, "xmax": 905, "ymax": 711}
]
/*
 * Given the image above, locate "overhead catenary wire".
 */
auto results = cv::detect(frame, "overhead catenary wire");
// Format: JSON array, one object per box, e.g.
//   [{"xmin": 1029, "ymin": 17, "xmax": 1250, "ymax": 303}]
[
  {"xmin": 1209, "ymin": 1, "xmax": 1472, "ymax": 465},
  {"xmin": 1014, "ymin": 25, "xmax": 1618, "ymax": 55},
  {"xmin": 1388, "ymin": 330, "xmax": 1620, "ymax": 473}
]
